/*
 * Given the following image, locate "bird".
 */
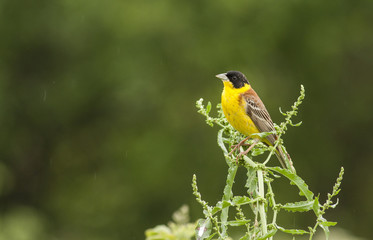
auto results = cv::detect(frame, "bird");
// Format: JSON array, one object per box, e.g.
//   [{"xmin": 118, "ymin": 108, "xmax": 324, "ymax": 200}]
[{"xmin": 216, "ymin": 70, "xmax": 291, "ymax": 169}]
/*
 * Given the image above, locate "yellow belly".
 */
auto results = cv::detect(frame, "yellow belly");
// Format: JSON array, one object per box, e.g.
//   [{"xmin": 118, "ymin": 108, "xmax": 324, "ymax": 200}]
[{"xmin": 221, "ymin": 84, "xmax": 260, "ymax": 137}]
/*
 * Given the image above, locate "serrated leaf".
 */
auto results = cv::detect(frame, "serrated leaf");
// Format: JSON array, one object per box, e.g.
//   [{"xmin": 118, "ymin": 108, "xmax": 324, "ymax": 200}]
[
  {"xmin": 220, "ymin": 164, "xmax": 238, "ymax": 232},
  {"xmin": 217, "ymin": 128, "xmax": 228, "ymax": 154},
  {"xmin": 268, "ymin": 167, "xmax": 314, "ymax": 201},
  {"xmin": 217, "ymin": 200, "xmax": 232, "ymax": 209},
  {"xmin": 245, "ymin": 167, "xmax": 258, "ymax": 198},
  {"xmin": 282, "ymin": 200, "xmax": 314, "ymax": 212},
  {"xmin": 232, "ymin": 196, "xmax": 253, "ymax": 205},
  {"xmin": 277, "ymin": 225, "xmax": 308, "ymax": 235}
]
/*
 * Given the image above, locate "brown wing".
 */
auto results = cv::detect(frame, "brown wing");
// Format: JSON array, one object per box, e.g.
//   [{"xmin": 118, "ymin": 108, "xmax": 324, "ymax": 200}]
[{"xmin": 242, "ymin": 88, "xmax": 277, "ymax": 145}]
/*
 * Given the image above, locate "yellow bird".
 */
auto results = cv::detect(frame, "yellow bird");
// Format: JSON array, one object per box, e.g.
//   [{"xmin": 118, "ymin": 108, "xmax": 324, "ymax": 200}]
[{"xmin": 216, "ymin": 71, "xmax": 291, "ymax": 169}]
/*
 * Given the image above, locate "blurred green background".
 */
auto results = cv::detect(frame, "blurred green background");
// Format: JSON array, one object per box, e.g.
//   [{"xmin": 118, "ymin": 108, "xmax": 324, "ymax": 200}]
[{"xmin": 0, "ymin": 0, "xmax": 372, "ymax": 239}]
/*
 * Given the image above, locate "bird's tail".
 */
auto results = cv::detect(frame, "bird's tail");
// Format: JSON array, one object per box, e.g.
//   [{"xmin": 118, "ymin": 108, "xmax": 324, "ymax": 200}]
[{"xmin": 275, "ymin": 145, "xmax": 295, "ymax": 172}]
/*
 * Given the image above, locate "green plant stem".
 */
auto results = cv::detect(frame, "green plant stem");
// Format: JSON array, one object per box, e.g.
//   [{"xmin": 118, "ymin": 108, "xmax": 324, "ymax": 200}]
[
  {"xmin": 309, "ymin": 167, "xmax": 344, "ymax": 240},
  {"xmin": 220, "ymin": 163, "xmax": 238, "ymax": 238},
  {"xmin": 192, "ymin": 174, "xmax": 223, "ymax": 238},
  {"xmin": 257, "ymin": 170, "xmax": 268, "ymax": 236},
  {"xmin": 266, "ymin": 179, "xmax": 278, "ymax": 240}
]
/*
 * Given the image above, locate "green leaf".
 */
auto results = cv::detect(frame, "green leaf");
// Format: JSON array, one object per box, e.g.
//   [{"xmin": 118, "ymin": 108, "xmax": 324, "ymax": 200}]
[
  {"xmin": 220, "ymin": 164, "xmax": 238, "ymax": 236},
  {"xmin": 227, "ymin": 219, "xmax": 251, "ymax": 226},
  {"xmin": 196, "ymin": 218, "xmax": 212, "ymax": 240},
  {"xmin": 215, "ymin": 200, "xmax": 231, "ymax": 208},
  {"xmin": 222, "ymin": 200, "xmax": 232, "ymax": 208},
  {"xmin": 205, "ymin": 232, "xmax": 217, "ymax": 240},
  {"xmin": 320, "ymin": 223, "xmax": 330, "ymax": 240},
  {"xmin": 251, "ymin": 147, "xmax": 266, "ymax": 156},
  {"xmin": 268, "ymin": 167, "xmax": 314, "ymax": 201},
  {"xmin": 318, "ymin": 217, "xmax": 332, "ymax": 240},
  {"xmin": 217, "ymin": 128, "xmax": 228, "ymax": 154},
  {"xmin": 282, "ymin": 200, "xmax": 314, "ymax": 212},
  {"xmin": 245, "ymin": 167, "xmax": 258, "ymax": 198},
  {"xmin": 211, "ymin": 206, "xmax": 221, "ymax": 215},
  {"xmin": 206, "ymin": 101, "xmax": 212, "ymax": 114},
  {"xmin": 212, "ymin": 201, "xmax": 232, "ymax": 214},
  {"xmin": 313, "ymin": 196, "xmax": 320, "ymax": 216},
  {"xmin": 276, "ymin": 225, "xmax": 308, "ymax": 235},
  {"xmin": 232, "ymin": 196, "xmax": 253, "ymax": 205},
  {"xmin": 239, "ymin": 234, "xmax": 250, "ymax": 240},
  {"xmin": 320, "ymin": 221, "xmax": 337, "ymax": 227},
  {"xmin": 251, "ymin": 131, "xmax": 274, "ymax": 138},
  {"xmin": 257, "ymin": 228, "xmax": 277, "ymax": 240}
]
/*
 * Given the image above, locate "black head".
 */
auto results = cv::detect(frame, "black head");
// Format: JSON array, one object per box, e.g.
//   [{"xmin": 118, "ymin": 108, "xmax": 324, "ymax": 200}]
[{"xmin": 226, "ymin": 71, "xmax": 250, "ymax": 88}]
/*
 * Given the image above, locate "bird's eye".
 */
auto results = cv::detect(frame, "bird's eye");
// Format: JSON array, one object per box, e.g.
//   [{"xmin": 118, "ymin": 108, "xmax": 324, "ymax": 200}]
[{"xmin": 232, "ymin": 76, "xmax": 237, "ymax": 81}]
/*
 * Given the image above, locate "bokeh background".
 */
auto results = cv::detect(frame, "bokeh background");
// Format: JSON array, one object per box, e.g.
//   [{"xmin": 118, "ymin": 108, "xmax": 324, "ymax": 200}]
[{"xmin": 0, "ymin": 0, "xmax": 372, "ymax": 239}]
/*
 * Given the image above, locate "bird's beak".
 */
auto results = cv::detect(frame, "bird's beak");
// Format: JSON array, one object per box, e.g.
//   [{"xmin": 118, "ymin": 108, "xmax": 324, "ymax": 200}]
[{"xmin": 215, "ymin": 73, "xmax": 228, "ymax": 81}]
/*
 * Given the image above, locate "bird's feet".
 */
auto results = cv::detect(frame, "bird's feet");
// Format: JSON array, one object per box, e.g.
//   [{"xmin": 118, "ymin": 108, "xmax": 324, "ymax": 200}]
[
  {"xmin": 236, "ymin": 138, "xmax": 259, "ymax": 159},
  {"xmin": 229, "ymin": 136, "xmax": 251, "ymax": 156},
  {"xmin": 229, "ymin": 137, "xmax": 260, "ymax": 164}
]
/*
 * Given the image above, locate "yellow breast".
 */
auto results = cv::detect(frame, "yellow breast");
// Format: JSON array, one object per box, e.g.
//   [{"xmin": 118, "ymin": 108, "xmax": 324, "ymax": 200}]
[{"xmin": 221, "ymin": 81, "xmax": 260, "ymax": 137}]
